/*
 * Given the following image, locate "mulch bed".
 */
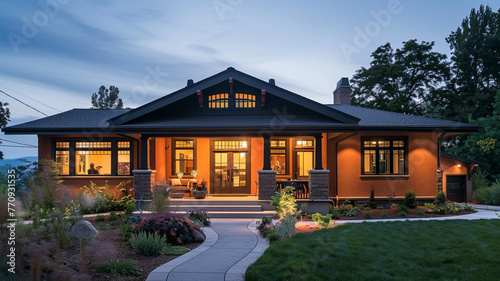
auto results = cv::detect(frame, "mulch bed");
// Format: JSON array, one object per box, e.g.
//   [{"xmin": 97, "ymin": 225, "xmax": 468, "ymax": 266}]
[
  {"xmin": 62, "ymin": 215, "xmax": 202, "ymax": 281},
  {"xmin": 295, "ymin": 207, "xmax": 474, "ymax": 234}
]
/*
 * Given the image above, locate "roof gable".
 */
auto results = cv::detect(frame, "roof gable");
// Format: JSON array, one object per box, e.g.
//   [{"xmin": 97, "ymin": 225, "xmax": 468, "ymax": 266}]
[{"xmin": 108, "ymin": 67, "xmax": 360, "ymax": 125}]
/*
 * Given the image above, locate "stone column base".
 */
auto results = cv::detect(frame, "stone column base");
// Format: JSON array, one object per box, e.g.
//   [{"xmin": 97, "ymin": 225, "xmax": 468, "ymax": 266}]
[
  {"xmin": 308, "ymin": 170, "xmax": 330, "ymax": 200},
  {"xmin": 258, "ymin": 170, "xmax": 277, "ymax": 200},
  {"xmin": 133, "ymin": 170, "xmax": 156, "ymax": 200}
]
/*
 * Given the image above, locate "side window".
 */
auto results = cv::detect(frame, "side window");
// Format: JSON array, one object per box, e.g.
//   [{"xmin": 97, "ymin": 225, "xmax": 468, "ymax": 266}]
[
  {"xmin": 271, "ymin": 139, "xmax": 288, "ymax": 175},
  {"xmin": 173, "ymin": 140, "xmax": 195, "ymax": 175},
  {"xmin": 362, "ymin": 138, "xmax": 407, "ymax": 175}
]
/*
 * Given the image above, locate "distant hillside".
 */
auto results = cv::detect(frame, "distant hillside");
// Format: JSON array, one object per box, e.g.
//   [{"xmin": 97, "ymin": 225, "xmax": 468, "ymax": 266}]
[{"xmin": 0, "ymin": 156, "xmax": 38, "ymax": 174}]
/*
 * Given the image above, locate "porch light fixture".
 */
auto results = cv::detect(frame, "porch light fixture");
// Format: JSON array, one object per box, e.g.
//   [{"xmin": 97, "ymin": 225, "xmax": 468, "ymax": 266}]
[
  {"xmin": 177, "ymin": 171, "xmax": 184, "ymax": 179},
  {"xmin": 458, "ymin": 164, "xmax": 461, "ymax": 168},
  {"xmin": 191, "ymin": 170, "xmax": 198, "ymax": 177}
]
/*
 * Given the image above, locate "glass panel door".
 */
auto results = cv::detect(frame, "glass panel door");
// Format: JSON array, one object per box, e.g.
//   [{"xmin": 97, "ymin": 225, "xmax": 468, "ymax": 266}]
[{"xmin": 212, "ymin": 151, "xmax": 250, "ymax": 194}]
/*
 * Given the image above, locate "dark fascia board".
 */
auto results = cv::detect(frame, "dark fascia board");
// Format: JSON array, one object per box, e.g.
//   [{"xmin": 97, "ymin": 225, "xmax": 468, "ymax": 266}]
[
  {"xmin": 441, "ymin": 152, "xmax": 491, "ymax": 168},
  {"xmin": 108, "ymin": 67, "xmax": 361, "ymax": 125}
]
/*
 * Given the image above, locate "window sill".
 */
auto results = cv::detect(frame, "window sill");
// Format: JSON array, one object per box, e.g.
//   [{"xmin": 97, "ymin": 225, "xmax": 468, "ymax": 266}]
[
  {"xmin": 60, "ymin": 175, "xmax": 134, "ymax": 179},
  {"xmin": 360, "ymin": 175, "xmax": 410, "ymax": 180}
]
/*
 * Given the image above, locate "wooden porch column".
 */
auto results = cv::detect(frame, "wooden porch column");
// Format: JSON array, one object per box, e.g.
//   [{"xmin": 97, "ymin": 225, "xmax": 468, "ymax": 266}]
[
  {"xmin": 314, "ymin": 134, "xmax": 323, "ymax": 170},
  {"xmin": 263, "ymin": 135, "xmax": 271, "ymax": 170},
  {"xmin": 140, "ymin": 135, "xmax": 150, "ymax": 170}
]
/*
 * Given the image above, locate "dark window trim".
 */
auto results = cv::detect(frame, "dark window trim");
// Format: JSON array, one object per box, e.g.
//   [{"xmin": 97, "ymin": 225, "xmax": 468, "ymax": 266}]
[
  {"xmin": 361, "ymin": 136, "xmax": 408, "ymax": 175},
  {"xmin": 271, "ymin": 138, "xmax": 289, "ymax": 175},
  {"xmin": 292, "ymin": 137, "xmax": 315, "ymax": 179},
  {"xmin": 52, "ymin": 138, "xmax": 134, "ymax": 176},
  {"xmin": 171, "ymin": 138, "xmax": 197, "ymax": 177}
]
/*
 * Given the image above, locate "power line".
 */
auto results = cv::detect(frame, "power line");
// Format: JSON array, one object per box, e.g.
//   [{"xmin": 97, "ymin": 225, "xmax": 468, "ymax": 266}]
[
  {"xmin": 0, "ymin": 144, "xmax": 38, "ymax": 148},
  {"xmin": 0, "ymin": 82, "xmax": 62, "ymax": 113},
  {"xmin": 0, "ymin": 137, "xmax": 37, "ymax": 148},
  {"xmin": 0, "ymin": 89, "xmax": 48, "ymax": 117}
]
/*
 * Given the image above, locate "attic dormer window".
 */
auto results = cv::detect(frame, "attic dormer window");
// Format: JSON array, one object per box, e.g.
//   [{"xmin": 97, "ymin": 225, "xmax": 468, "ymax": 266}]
[
  {"xmin": 208, "ymin": 93, "xmax": 229, "ymax": 108},
  {"xmin": 235, "ymin": 93, "xmax": 256, "ymax": 108},
  {"xmin": 207, "ymin": 93, "xmax": 256, "ymax": 109}
]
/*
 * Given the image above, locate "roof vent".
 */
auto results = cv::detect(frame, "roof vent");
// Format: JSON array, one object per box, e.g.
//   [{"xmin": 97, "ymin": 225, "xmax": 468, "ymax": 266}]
[
  {"xmin": 187, "ymin": 79, "xmax": 194, "ymax": 86},
  {"xmin": 269, "ymin": 79, "xmax": 275, "ymax": 86}
]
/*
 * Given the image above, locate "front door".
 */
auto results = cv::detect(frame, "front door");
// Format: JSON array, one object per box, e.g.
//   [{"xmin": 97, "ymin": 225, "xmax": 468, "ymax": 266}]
[
  {"xmin": 446, "ymin": 175, "xmax": 466, "ymax": 202},
  {"xmin": 211, "ymin": 140, "xmax": 251, "ymax": 194}
]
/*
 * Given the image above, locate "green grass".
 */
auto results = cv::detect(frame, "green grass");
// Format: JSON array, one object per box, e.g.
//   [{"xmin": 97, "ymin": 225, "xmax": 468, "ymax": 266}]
[{"xmin": 245, "ymin": 220, "xmax": 500, "ymax": 281}]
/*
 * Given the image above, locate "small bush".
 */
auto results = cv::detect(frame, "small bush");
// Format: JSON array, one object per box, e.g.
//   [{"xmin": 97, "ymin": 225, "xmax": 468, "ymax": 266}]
[
  {"xmin": 472, "ymin": 168, "xmax": 490, "ymax": 191},
  {"xmin": 381, "ymin": 211, "xmax": 389, "ymax": 217},
  {"xmin": 131, "ymin": 231, "xmax": 167, "ymax": 257},
  {"xmin": 329, "ymin": 207, "xmax": 341, "ymax": 219},
  {"xmin": 376, "ymin": 206, "xmax": 384, "ymax": 210},
  {"xmin": 164, "ymin": 246, "xmax": 190, "ymax": 255},
  {"xmin": 364, "ymin": 207, "xmax": 371, "ymax": 211},
  {"xmin": 397, "ymin": 211, "xmax": 407, "ymax": 217},
  {"xmin": 133, "ymin": 212, "xmax": 204, "ymax": 245},
  {"xmin": 271, "ymin": 187, "xmax": 297, "ymax": 219},
  {"xmin": 364, "ymin": 212, "xmax": 372, "ymax": 219},
  {"xmin": 187, "ymin": 209, "xmax": 211, "ymax": 226},
  {"xmin": 108, "ymin": 212, "xmax": 118, "ymax": 221},
  {"xmin": 391, "ymin": 203, "xmax": 399, "ymax": 209},
  {"xmin": 267, "ymin": 229, "xmax": 281, "ymax": 243},
  {"xmin": 463, "ymin": 205, "xmax": 477, "ymax": 213},
  {"xmin": 404, "ymin": 190, "xmax": 417, "ymax": 209},
  {"xmin": 274, "ymin": 217, "xmax": 296, "ymax": 239},
  {"xmin": 96, "ymin": 259, "xmax": 140, "ymax": 276},
  {"xmin": 339, "ymin": 200, "xmax": 354, "ymax": 214},
  {"xmin": 417, "ymin": 209, "xmax": 426, "ymax": 215},
  {"xmin": 398, "ymin": 204, "xmax": 410, "ymax": 213},
  {"xmin": 118, "ymin": 223, "xmax": 133, "ymax": 241},
  {"xmin": 150, "ymin": 184, "xmax": 170, "ymax": 213},
  {"xmin": 95, "ymin": 215, "xmax": 106, "ymax": 222},
  {"xmin": 364, "ymin": 187, "xmax": 377, "ymax": 209},
  {"xmin": 487, "ymin": 181, "xmax": 500, "ymax": 205},
  {"xmin": 434, "ymin": 191, "xmax": 447, "ymax": 205},
  {"xmin": 256, "ymin": 217, "xmax": 274, "ymax": 238},
  {"xmin": 311, "ymin": 213, "xmax": 331, "ymax": 228},
  {"xmin": 127, "ymin": 214, "xmax": 142, "ymax": 225}
]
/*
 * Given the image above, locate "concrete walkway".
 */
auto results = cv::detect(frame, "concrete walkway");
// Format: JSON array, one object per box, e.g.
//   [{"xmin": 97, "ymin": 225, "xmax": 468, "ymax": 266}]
[{"xmin": 147, "ymin": 219, "xmax": 268, "ymax": 281}]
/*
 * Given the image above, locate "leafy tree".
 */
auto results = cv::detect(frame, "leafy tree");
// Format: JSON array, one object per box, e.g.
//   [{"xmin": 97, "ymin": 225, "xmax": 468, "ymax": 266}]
[
  {"xmin": 0, "ymin": 101, "xmax": 11, "ymax": 159},
  {"xmin": 351, "ymin": 40, "xmax": 450, "ymax": 115},
  {"xmin": 91, "ymin": 85, "xmax": 123, "ymax": 109},
  {"xmin": 446, "ymin": 90, "xmax": 500, "ymax": 179},
  {"xmin": 446, "ymin": 5, "xmax": 500, "ymax": 121}
]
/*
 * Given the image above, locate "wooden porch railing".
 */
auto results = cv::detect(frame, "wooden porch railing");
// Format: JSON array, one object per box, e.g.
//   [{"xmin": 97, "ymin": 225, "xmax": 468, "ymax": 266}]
[{"xmin": 276, "ymin": 180, "xmax": 309, "ymax": 199}]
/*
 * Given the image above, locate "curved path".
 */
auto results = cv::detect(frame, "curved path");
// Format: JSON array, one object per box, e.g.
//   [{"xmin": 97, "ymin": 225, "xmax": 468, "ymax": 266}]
[{"xmin": 147, "ymin": 219, "xmax": 268, "ymax": 281}]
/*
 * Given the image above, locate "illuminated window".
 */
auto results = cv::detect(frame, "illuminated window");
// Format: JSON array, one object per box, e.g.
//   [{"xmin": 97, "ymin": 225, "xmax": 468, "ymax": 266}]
[
  {"xmin": 53, "ymin": 139, "xmax": 133, "ymax": 176},
  {"xmin": 271, "ymin": 139, "xmax": 287, "ymax": 175},
  {"xmin": 235, "ymin": 93, "xmax": 256, "ymax": 108},
  {"xmin": 362, "ymin": 138, "xmax": 407, "ymax": 175},
  {"xmin": 173, "ymin": 140, "xmax": 195, "ymax": 175},
  {"xmin": 208, "ymin": 93, "xmax": 229, "ymax": 108},
  {"xmin": 214, "ymin": 141, "xmax": 247, "ymax": 150},
  {"xmin": 295, "ymin": 138, "xmax": 314, "ymax": 178},
  {"xmin": 55, "ymin": 150, "xmax": 70, "ymax": 175}
]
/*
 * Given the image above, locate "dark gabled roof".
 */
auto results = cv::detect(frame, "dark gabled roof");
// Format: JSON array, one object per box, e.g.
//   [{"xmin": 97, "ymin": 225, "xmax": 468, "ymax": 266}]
[
  {"xmin": 108, "ymin": 67, "xmax": 360, "ymax": 125},
  {"xmin": 2, "ymin": 109, "xmax": 131, "ymax": 134},
  {"xmin": 328, "ymin": 104, "xmax": 480, "ymax": 132},
  {"xmin": 441, "ymin": 152, "xmax": 491, "ymax": 168}
]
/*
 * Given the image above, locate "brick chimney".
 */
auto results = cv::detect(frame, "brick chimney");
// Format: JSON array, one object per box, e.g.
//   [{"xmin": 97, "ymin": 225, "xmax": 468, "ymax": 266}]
[{"xmin": 333, "ymin": 77, "xmax": 351, "ymax": 105}]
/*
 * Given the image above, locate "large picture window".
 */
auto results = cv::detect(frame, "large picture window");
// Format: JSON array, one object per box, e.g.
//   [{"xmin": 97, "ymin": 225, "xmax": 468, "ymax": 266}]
[
  {"xmin": 173, "ymin": 140, "xmax": 195, "ymax": 175},
  {"xmin": 53, "ymin": 139, "xmax": 133, "ymax": 176},
  {"xmin": 271, "ymin": 139, "xmax": 287, "ymax": 175},
  {"xmin": 362, "ymin": 138, "xmax": 407, "ymax": 175}
]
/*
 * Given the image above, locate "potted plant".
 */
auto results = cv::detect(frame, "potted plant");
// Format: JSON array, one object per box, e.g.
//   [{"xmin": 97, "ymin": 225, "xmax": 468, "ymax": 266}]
[{"xmin": 192, "ymin": 179, "xmax": 208, "ymax": 199}]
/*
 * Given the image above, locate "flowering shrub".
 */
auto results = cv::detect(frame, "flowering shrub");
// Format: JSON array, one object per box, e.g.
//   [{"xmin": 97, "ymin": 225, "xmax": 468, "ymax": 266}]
[
  {"xmin": 425, "ymin": 201, "xmax": 462, "ymax": 214},
  {"xmin": 133, "ymin": 212, "xmax": 204, "ymax": 245},
  {"xmin": 271, "ymin": 186, "xmax": 297, "ymax": 219}
]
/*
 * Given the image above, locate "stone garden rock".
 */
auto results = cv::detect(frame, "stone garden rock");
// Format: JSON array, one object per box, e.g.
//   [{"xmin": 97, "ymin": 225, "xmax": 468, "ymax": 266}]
[
  {"xmin": 194, "ymin": 230, "xmax": 205, "ymax": 242},
  {"xmin": 71, "ymin": 220, "xmax": 99, "ymax": 241}
]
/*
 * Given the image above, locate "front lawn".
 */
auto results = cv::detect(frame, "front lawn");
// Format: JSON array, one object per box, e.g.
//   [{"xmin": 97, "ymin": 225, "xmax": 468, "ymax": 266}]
[{"xmin": 245, "ymin": 220, "xmax": 500, "ymax": 281}]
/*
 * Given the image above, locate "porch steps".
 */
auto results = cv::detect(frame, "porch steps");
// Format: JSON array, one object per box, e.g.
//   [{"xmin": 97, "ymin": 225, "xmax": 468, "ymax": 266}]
[{"xmin": 168, "ymin": 199, "xmax": 275, "ymax": 219}]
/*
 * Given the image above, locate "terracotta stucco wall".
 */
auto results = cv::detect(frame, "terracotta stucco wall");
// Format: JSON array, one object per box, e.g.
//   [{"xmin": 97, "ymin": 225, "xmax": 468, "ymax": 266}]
[
  {"xmin": 334, "ymin": 133, "xmax": 439, "ymax": 199},
  {"xmin": 251, "ymin": 137, "xmax": 263, "ymax": 195},
  {"xmin": 441, "ymin": 156, "xmax": 474, "ymax": 202}
]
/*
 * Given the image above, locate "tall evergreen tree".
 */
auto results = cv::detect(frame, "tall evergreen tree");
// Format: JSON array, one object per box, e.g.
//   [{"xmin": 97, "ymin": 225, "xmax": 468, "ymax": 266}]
[
  {"xmin": 446, "ymin": 5, "xmax": 500, "ymax": 121},
  {"xmin": 91, "ymin": 85, "xmax": 123, "ymax": 109},
  {"xmin": 351, "ymin": 40, "xmax": 450, "ymax": 115}
]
